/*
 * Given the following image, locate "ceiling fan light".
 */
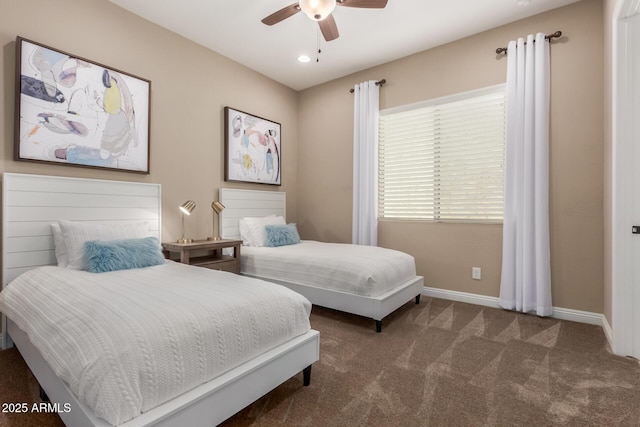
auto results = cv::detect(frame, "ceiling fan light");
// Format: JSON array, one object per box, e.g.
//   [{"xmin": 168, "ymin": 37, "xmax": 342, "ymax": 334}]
[{"xmin": 299, "ymin": 0, "xmax": 336, "ymax": 21}]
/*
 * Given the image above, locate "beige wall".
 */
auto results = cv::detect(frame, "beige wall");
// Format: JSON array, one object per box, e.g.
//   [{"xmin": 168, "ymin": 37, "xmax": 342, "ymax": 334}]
[
  {"xmin": 0, "ymin": 0, "xmax": 299, "ymax": 243},
  {"xmin": 1, "ymin": 0, "xmax": 606, "ymax": 314},
  {"xmin": 298, "ymin": 0, "xmax": 605, "ymax": 313}
]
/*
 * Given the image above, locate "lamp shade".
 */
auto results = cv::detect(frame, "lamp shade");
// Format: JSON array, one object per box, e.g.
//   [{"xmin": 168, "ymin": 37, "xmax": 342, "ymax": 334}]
[
  {"xmin": 211, "ymin": 201, "xmax": 225, "ymax": 214},
  {"xmin": 299, "ymin": 0, "xmax": 336, "ymax": 21},
  {"xmin": 179, "ymin": 200, "xmax": 196, "ymax": 215}
]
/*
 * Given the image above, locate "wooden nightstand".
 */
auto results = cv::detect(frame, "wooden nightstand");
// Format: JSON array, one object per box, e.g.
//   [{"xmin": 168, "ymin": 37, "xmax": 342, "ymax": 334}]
[{"xmin": 162, "ymin": 239, "xmax": 242, "ymax": 274}]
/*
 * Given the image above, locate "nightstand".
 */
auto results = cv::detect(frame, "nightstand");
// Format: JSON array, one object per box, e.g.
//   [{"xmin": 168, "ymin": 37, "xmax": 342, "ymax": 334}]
[{"xmin": 162, "ymin": 239, "xmax": 242, "ymax": 274}]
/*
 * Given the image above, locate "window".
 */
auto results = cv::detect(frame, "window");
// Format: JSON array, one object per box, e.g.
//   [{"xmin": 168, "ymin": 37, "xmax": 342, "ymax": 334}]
[{"xmin": 378, "ymin": 85, "xmax": 506, "ymax": 223}]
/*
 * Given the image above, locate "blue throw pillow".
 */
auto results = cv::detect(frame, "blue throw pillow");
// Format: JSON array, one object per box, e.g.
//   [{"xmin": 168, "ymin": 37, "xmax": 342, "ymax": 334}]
[
  {"xmin": 84, "ymin": 236, "xmax": 165, "ymax": 273},
  {"xmin": 264, "ymin": 224, "xmax": 300, "ymax": 247}
]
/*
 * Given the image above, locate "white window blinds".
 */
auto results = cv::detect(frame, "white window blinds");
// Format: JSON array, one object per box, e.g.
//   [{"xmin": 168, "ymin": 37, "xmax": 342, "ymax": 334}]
[{"xmin": 378, "ymin": 85, "xmax": 506, "ymax": 222}]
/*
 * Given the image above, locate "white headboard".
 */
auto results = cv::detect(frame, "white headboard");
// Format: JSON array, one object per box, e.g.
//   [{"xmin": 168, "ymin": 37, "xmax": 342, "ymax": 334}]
[
  {"xmin": 2, "ymin": 173, "xmax": 162, "ymax": 285},
  {"xmin": 2, "ymin": 173, "xmax": 162, "ymax": 347},
  {"xmin": 219, "ymin": 189, "xmax": 285, "ymax": 240}
]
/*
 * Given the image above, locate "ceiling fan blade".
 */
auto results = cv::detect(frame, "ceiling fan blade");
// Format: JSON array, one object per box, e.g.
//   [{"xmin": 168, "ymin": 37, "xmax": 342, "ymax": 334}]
[
  {"xmin": 262, "ymin": 3, "xmax": 300, "ymax": 26},
  {"xmin": 318, "ymin": 14, "xmax": 339, "ymax": 42},
  {"xmin": 337, "ymin": 0, "xmax": 388, "ymax": 8}
]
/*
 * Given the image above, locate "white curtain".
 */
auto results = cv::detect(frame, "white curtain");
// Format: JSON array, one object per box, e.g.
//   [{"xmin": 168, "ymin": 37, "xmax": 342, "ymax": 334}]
[
  {"xmin": 352, "ymin": 80, "xmax": 379, "ymax": 246},
  {"xmin": 499, "ymin": 33, "xmax": 552, "ymax": 316}
]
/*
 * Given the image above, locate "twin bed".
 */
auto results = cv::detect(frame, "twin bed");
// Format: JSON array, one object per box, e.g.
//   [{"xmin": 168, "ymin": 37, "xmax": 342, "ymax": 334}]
[
  {"xmin": 1, "ymin": 173, "xmax": 319, "ymax": 427},
  {"xmin": 219, "ymin": 188, "xmax": 424, "ymax": 333}
]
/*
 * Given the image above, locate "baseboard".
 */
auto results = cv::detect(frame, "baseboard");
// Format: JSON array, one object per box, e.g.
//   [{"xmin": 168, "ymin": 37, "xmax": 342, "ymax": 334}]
[
  {"xmin": 601, "ymin": 314, "xmax": 614, "ymax": 349},
  {"xmin": 422, "ymin": 286, "xmax": 603, "ymax": 326}
]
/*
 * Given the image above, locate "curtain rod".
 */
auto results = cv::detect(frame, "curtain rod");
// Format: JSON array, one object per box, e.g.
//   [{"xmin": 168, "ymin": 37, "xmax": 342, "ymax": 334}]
[
  {"xmin": 349, "ymin": 79, "xmax": 386, "ymax": 93},
  {"xmin": 495, "ymin": 31, "xmax": 562, "ymax": 55}
]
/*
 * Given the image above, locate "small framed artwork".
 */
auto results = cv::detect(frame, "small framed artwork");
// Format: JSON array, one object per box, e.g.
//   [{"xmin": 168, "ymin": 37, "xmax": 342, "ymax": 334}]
[
  {"xmin": 14, "ymin": 36, "xmax": 151, "ymax": 174},
  {"xmin": 224, "ymin": 106, "xmax": 281, "ymax": 185}
]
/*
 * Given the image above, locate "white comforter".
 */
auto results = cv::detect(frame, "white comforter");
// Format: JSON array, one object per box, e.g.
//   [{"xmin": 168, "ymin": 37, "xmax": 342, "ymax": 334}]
[
  {"xmin": 0, "ymin": 261, "xmax": 311, "ymax": 425},
  {"xmin": 241, "ymin": 240, "xmax": 417, "ymax": 297}
]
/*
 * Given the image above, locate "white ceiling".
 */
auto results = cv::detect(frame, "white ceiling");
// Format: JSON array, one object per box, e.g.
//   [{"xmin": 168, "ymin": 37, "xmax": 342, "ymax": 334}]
[{"xmin": 107, "ymin": 0, "xmax": 580, "ymax": 91}]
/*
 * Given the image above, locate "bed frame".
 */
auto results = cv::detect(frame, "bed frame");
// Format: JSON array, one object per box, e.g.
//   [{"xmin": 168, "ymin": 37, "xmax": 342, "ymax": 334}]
[
  {"xmin": 2, "ymin": 173, "xmax": 319, "ymax": 427},
  {"xmin": 219, "ymin": 188, "xmax": 424, "ymax": 332}
]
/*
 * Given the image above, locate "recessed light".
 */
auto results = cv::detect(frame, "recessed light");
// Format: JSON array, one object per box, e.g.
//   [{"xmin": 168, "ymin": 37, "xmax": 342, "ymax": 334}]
[
  {"xmin": 298, "ymin": 55, "xmax": 311, "ymax": 63},
  {"xmin": 517, "ymin": 0, "xmax": 531, "ymax": 5}
]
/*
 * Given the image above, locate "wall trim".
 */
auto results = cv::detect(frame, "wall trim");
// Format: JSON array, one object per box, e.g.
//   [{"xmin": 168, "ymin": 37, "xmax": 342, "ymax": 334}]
[
  {"xmin": 602, "ymin": 313, "xmax": 614, "ymax": 348},
  {"xmin": 422, "ymin": 286, "xmax": 603, "ymax": 326}
]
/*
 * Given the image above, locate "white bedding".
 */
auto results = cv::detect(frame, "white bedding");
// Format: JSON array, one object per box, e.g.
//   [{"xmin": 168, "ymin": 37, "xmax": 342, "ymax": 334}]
[
  {"xmin": 0, "ymin": 261, "xmax": 311, "ymax": 425},
  {"xmin": 241, "ymin": 240, "xmax": 417, "ymax": 297}
]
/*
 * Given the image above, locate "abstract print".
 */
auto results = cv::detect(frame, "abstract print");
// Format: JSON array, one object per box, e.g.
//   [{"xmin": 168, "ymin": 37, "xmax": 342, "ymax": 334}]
[
  {"xmin": 225, "ymin": 107, "xmax": 281, "ymax": 185},
  {"xmin": 15, "ymin": 38, "xmax": 150, "ymax": 173}
]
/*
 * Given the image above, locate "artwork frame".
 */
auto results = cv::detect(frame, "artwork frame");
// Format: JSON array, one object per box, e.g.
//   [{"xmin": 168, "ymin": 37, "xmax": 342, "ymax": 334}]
[
  {"xmin": 224, "ymin": 107, "xmax": 281, "ymax": 185},
  {"xmin": 14, "ymin": 36, "xmax": 151, "ymax": 174}
]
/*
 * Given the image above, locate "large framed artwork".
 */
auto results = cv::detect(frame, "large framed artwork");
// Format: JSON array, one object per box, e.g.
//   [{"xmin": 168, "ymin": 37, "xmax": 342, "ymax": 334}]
[
  {"xmin": 14, "ymin": 37, "xmax": 151, "ymax": 174},
  {"xmin": 224, "ymin": 107, "xmax": 281, "ymax": 185}
]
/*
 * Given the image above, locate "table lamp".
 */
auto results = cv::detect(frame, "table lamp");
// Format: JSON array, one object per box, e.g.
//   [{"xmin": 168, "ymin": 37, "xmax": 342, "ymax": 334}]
[
  {"xmin": 208, "ymin": 201, "xmax": 225, "ymax": 241},
  {"xmin": 178, "ymin": 200, "xmax": 196, "ymax": 243}
]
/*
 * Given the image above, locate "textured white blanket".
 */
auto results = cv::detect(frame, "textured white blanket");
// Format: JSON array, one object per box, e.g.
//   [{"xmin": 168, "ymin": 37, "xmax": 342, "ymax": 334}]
[
  {"xmin": 241, "ymin": 240, "xmax": 417, "ymax": 297},
  {"xmin": 0, "ymin": 261, "xmax": 311, "ymax": 425}
]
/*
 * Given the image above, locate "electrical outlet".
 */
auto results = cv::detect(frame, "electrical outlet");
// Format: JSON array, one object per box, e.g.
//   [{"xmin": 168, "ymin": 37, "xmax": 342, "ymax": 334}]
[{"xmin": 472, "ymin": 267, "xmax": 481, "ymax": 280}]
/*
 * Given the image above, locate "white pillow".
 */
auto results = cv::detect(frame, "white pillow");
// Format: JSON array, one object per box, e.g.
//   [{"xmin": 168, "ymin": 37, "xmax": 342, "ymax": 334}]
[
  {"xmin": 51, "ymin": 223, "xmax": 69, "ymax": 268},
  {"xmin": 238, "ymin": 218, "xmax": 252, "ymax": 246},
  {"xmin": 58, "ymin": 220, "xmax": 150, "ymax": 270},
  {"xmin": 245, "ymin": 215, "xmax": 286, "ymax": 247},
  {"xmin": 238, "ymin": 214, "xmax": 275, "ymax": 246}
]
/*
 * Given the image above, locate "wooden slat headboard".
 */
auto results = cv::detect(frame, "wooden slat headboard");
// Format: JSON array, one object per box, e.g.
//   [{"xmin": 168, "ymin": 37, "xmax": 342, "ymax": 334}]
[
  {"xmin": 2, "ymin": 173, "xmax": 162, "ymax": 348},
  {"xmin": 219, "ymin": 189, "xmax": 285, "ymax": 240}
]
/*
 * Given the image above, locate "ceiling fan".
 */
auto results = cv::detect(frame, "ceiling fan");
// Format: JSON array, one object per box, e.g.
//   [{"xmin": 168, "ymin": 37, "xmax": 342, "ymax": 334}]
[{"xmin": 261, "ymin": 0, "xmax": 388, "ymax": 42}]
